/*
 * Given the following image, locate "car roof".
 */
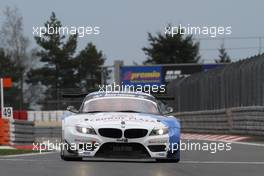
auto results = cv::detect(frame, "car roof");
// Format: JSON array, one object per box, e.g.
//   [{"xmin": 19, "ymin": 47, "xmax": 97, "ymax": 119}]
[{"xmin": 85, "ymin": 91, "xmax": 156, "ymax": 102}]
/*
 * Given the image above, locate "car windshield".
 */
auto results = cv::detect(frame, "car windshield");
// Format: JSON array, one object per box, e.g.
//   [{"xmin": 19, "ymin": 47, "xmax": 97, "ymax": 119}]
[{"xmin": 81, "ymin": 97, "xmax": 159, "ymax": 114}]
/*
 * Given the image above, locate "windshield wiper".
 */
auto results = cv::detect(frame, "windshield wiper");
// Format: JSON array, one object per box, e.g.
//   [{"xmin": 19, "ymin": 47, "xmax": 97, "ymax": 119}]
[
  {"xmin": 117, "ymin": 110, "xmax": 141, "ymax": 113},
  {"xmin": 82, "ymin": 110, "xmax": 143, "ymax": 113},
  {"xmin": 82, "ymin": 111, "xmax": 106, "ymax": 113}
]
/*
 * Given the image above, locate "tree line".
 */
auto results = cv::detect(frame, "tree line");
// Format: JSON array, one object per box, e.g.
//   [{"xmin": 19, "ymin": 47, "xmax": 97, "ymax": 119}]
[{"xmin": 0, "ymin": 7, "xmax": 231, "ymax": 110}]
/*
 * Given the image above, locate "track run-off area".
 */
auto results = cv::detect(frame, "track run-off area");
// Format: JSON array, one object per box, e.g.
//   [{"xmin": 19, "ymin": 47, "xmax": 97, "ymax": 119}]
[{"xmin": 0, "ymin": 138, "xmax": 264, "ymax": 176}]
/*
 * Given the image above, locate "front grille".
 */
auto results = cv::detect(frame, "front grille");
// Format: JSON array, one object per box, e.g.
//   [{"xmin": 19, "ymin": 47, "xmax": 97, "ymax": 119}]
[
  {"xmin": 124, "ymin": 129, "xmax": 148, "ymax": 138},
  {"xmin": 148, "ymin": 145, "xmax": 167, "ymax": 152},
  {"xmin": 98, "ymin": 128, "xmax": 122, "ymax": 138},
  {"xmin": 95, "ymin": 142, "xmax": 150, "ymax": 158}
]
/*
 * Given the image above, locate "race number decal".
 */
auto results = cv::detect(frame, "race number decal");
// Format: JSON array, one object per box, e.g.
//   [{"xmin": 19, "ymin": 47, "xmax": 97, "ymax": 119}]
[{"xmin": 3, "ymin": 107, "xmax": 13, "ymax": 119}]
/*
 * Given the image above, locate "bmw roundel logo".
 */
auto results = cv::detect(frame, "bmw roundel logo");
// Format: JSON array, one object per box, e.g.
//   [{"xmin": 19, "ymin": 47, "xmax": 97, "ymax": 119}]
[{"xmin": 121, "ymin": 120, "xmax": 126, "ymax": 128}]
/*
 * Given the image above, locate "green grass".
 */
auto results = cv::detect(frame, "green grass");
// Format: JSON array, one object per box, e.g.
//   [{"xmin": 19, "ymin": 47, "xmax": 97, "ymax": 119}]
[{"xmin": 0, "ymin": 149, "xmax": 40, "ymax": 156}]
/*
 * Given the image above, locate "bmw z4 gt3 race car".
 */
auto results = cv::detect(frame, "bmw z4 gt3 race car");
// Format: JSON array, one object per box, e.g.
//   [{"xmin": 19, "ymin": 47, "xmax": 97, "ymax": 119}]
[{"xmin": 60, "ymin": 91, "xmax": 181, "ymax": 162}]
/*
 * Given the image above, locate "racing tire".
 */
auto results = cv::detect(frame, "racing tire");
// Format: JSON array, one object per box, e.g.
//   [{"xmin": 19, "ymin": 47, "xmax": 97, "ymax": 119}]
[
  {"xmin": 60, "ymin": 141, "xmax": 82, "ymax": 161},
  {"xmin": 156, "ymin": 149, "xmax": 180, "ymax": 163},
  {"xmin": 156, "ymin": 158, "xmax": 180, "ymax": 163}
]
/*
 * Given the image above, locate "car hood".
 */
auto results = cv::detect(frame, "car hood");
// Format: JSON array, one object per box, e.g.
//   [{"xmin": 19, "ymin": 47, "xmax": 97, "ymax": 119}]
[{"xmin": 63, "ymin": 112, "xmax": 180, "ymax": 129}]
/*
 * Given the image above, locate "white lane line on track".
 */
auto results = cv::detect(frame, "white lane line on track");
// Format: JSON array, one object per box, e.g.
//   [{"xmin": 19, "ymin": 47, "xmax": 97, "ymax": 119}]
[
  {"xmin": 181, "ymin": 161, "xmax": 264, "ymax": 165},
  {"xmin": 187, "ymin": 138, "xmax": 264, "ymax": 147},
  {"xmin": 0, "ymin": 158, "xmax": 38, "ymax": 161},
  {"xmin": 0, "ymin": 151, "xmax": 58, "ymax": 158},
  {"xmin": 181, "ymin": 137, "xmax": 264, "ymax": 147},
  {"xmin": 229, "ymin": 141, "xmax": 264, "ymax": 147}
]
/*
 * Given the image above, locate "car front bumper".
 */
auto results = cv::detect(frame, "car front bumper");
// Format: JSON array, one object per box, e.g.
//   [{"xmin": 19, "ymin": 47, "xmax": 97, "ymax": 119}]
[{"xmin": 63, "ymin": 126, "xmax": 180, "ymax": 159}]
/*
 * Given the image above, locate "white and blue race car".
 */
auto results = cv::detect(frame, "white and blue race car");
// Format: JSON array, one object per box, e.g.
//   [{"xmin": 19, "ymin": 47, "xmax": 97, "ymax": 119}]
[{"xmin": 60, "ymin": 91, "xmax": 180, "ymax": 162}]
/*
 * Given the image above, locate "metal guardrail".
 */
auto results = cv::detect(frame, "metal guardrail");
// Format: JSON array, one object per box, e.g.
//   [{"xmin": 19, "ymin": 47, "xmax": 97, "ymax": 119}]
[
  {"xmin": 34, "ymin": 127, "xmax": 62, "ymax": 144},
  {"xmin": 172, "ymin": 106, "xmax": 264, "ymax": 136},
  {"xmin": 3, "ymin": 105, "xmax": 264, "ymax": 144},
  {"xmin": 9, "ymin": 120, "xmax": 34, "ymax": 145},
  {"xmin": 34, "ymin": 127, "xmax": 61, "ymax": 138}
]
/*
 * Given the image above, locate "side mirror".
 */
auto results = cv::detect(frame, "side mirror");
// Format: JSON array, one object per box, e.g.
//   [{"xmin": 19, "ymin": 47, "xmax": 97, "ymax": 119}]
[
  {"xmin": 67, "ymin": 106, "xmax": 79, "ymax": 113},
  {"xmin": 166, "ymin": 106, "xmax": 173, "ymax": 114}
]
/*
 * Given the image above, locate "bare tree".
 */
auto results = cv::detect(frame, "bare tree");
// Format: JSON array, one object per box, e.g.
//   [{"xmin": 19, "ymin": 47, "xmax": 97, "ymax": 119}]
[{"xmin": 0, "ymin": 6, "xmax": 30, "ymax": 110}]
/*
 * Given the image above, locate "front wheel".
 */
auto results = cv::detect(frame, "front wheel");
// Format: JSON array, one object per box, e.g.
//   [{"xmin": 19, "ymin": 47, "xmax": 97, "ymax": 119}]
[
  {"xmin": 60, "ymin": 148, "xmax": 82, "ymax": 161},
  {"xmin": 156, "ymin": 149, "xmax": 180, "ymax": 163},
  {"xmin": 60, "ymin": 141, "xmax": 82, "ymax": 161},
  {"xmin": 156, "ymin": 158, "xmax": 180, "ymax": 163}
]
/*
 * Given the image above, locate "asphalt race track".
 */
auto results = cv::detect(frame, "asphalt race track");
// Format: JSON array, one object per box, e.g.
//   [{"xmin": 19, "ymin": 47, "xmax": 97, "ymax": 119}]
[{"xmin": 0, "ymin": 140, "xmax": 264, "ymax": 176}]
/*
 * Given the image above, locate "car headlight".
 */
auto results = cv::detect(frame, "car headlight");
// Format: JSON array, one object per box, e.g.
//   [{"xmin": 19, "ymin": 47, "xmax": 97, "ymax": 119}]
[
  {"xmin": 149, "ymin": 127, "xmax": 168, "ymax": 136},
  {"xmin": 75, "ymin": 125, "xmax": 96, "ymax": 135}
]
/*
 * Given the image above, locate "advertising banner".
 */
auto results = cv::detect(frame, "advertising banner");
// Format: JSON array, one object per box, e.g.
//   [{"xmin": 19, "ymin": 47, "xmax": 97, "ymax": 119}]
[
  {"xmin": 120, "ymin": 64, "xmax": 225, "ymax": 86},
  {"xmin": 162, "ymin": 65, "xmax": 202, "ymax": 83},
  {"xmin": 120, "ymin": 66, "xmax": 163, "ymax": 86}
]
